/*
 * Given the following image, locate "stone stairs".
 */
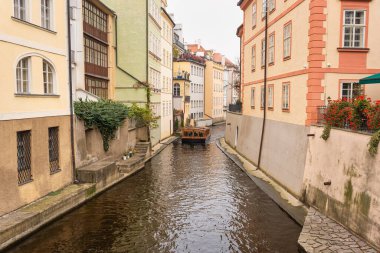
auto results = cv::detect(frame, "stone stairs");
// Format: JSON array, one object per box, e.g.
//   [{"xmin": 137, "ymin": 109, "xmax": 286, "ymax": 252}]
[{"xmin": 134, "ymin": 141, "xmax": 150, "ymax": 158}]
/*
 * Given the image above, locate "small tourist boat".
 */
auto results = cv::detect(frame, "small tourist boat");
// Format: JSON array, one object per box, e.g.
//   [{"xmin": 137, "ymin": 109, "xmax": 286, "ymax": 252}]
[{"xmin": 181, "ymin": 127, "xmax": 211, "ymax": 143}]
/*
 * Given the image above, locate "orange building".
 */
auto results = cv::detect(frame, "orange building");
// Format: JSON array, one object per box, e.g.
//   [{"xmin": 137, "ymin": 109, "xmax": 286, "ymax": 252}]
[{"xmin": 226, "ymin": 0, "xmax": 380, "ymax": 198}]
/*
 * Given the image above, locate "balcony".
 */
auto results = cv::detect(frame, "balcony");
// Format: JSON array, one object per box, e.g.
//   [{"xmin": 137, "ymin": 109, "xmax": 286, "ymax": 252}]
[{"xmin": 228, "ymin": 103, "xmax": 242, "ymax": 113}]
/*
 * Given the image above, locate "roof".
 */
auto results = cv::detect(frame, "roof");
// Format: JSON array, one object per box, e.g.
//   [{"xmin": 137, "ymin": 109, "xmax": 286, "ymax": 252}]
[
  {"xmin": 236, "ymin": 24, "xmax": 243, "ymax": 37},
  {"xmin": 161, "ymin": 7, "xmax": 175, "ymax": 27}
]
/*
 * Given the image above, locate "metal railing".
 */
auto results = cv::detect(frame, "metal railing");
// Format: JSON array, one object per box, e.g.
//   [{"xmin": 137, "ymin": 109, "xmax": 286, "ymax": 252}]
[
  {"xmin": 49, "ymin": 127, "xmax": 60, "ymax": 174},
  {"xmin": 229, "ymin": 103, "xmax": 242, "ymax": 113},
  {"xmin": 17, "ymin": 130, "xmax": 32, "ymax": 185}
]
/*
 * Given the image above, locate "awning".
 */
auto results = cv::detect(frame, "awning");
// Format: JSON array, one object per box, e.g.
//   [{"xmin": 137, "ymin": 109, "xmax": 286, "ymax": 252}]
[{"xmin": 359, "ymin": 73, "xmax": 380, "ymax": 85}]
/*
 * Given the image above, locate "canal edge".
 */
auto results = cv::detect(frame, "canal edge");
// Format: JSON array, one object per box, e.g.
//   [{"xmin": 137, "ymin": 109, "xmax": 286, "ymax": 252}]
[
  {"xmin": 215, "ymin": 137, "xmax": 308, "ymax": 226},
  {"xmin": 0, "ymin": 136, "xmax": 179, "ymax": 252}
]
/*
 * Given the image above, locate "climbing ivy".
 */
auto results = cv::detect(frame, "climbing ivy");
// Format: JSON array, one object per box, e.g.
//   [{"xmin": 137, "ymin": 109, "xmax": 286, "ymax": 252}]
[
  {"xmin": 321, "ymin": 125, "xmax": 331, "ymax": 141},
  {"xmin": 74, "ymin": 99, "xmax": 129, "ymax": 152},
  {"xmin": 128, "ymin": 103, "xmax": 158, "ymax": 128},
  {"xmin": 368, "ymin": 130, "xmax": 380, "ymax": 157}
]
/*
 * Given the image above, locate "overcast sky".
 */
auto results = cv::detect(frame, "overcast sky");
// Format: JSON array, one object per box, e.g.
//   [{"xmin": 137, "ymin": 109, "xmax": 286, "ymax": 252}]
[{"xmin": 167, "ymin": 0, "xmax": 243, "ymax": 64}]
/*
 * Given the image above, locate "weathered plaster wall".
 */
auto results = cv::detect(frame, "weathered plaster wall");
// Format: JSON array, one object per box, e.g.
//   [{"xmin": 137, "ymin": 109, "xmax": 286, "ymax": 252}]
[
  {"xmin": 0, "ymin": 116, "xmax": 73, "ymax": 216},
  {"xmin": 75, "ymin": 119, "xmax": 147, "ymax": 168},
  {"xmin": 303, "ymin": 126, "xmax": 380, "ymax": 248},
  {"xmin": 225, "ymin": 112, "xmax": 309, "ymax": 197}
]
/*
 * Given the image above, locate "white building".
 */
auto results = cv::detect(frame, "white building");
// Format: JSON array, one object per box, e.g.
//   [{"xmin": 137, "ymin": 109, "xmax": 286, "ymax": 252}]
[
  {"xmin": 224, "ymin": 59, "xmax": 240, "ymax": 109},
  {"xmin": 190, "ymin": 62, "xmax": 205, "ymax": 122},
  {"xmin": 160, "ymin": 5, "xmax": 175, "ymax": 140}
]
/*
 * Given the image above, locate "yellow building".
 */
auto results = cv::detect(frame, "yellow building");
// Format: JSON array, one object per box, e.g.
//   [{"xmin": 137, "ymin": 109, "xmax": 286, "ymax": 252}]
[
  {"xmin": 205, "ymin": 60, "xmax": 225, "ymax": 123},
  {"xmin": 0, "ymin": 0, "xmax": 73, "ymax": 215},
  {"xmin": 172, "ymin": 68, "xmax": 191, "ymax": 129}
]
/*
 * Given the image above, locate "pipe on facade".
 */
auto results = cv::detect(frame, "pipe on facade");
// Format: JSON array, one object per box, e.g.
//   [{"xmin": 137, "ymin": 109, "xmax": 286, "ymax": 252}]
[
  {"xmin": 257, "ymin": 5, "xmax": 269, "ymax": 170},
  {"xmin": 66, "ymin": 0, "xmax": 77, "ymax": 182}
]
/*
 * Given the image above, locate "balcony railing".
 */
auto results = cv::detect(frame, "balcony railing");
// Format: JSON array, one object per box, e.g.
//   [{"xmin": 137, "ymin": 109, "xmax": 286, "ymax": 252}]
[{"xmin": 229, "ymin": 103, "xmax": 242, "ymax": 113}]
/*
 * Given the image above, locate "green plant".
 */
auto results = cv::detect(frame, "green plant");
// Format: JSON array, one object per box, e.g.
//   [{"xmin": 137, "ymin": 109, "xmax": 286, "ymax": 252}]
[
  {"xmin": 368, "ymin": 130, "xmax": 380, "ymax": 157},
  {"xmin": 321, "ymin": 124, "xmax": 331, "ymax": 141},
  {"xmin": 74, "ymin": 99, "xmax": 129, "ymax": 151},
  {"xmin": 128, "ymin": 103, "xmax": 158, "ymax": 128}
]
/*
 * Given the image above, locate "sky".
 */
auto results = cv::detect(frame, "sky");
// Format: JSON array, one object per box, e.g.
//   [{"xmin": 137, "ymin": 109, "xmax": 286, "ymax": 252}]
[{"xmin": 167, "ymin": 0, "xmax": 243, "ymax": 64}]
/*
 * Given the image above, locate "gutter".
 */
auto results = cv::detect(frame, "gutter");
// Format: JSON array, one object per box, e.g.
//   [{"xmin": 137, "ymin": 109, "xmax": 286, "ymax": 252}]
[
  {"xmin": 67, "ymin": 0, "xmax": 77, "ymax": 182},
  {"xmin": 257, "ymin": 5, "xmax": 268, "ymax": 170}
]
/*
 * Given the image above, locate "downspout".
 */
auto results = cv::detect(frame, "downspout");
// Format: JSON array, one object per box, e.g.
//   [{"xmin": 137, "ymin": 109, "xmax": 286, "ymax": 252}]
[
  {"xmin": 257, "ymin": 5, "xmax": 268, "ymax": 170},
  {"xmin": 146, "ymin": 0, "xmax": 151, "ymax": 143},
  {"xmin": 67, "ymin": 0, "xmax": 77, "ymax": 182}
]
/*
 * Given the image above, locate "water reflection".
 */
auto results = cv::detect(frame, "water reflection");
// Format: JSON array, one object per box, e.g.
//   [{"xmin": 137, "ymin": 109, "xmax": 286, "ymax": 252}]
[{"xmin": 6, "ymin": 125, "xmax": 301, "ymax": 253}]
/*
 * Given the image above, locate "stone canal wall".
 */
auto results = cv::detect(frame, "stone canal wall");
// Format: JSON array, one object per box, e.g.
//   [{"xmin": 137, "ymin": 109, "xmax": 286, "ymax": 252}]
[
  {"xmin": 225, "ymin": 112, "xmax": 309, "ymax": 198},
  {"xmin": 303, "ymin": 126, "xmax": 380, "ymax": 248}
]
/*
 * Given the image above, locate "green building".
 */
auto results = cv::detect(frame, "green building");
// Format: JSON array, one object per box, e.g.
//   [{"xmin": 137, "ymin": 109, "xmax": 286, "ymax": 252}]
[{"xmin": 102, "ymin": 0, "xmax": 163, "ymax": 146}]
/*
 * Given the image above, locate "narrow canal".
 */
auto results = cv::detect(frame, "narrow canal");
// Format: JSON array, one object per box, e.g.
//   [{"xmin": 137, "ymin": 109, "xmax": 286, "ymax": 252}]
[{"xmin": 6, "ymin": 125, "xmax": 301, "ymax": 253}]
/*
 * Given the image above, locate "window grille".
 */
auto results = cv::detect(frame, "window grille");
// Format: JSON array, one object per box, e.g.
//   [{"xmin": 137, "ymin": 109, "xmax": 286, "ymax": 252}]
[
  {"xmin": 17, "ymin": 130, "xmax": 32, "ymax": 185},
  {"xmin": 49, "ymin": 127, "xmax": 60, "ymax": 174}
]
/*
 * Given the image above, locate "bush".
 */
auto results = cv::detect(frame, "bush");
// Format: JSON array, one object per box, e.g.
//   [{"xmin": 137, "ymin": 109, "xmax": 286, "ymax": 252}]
[
  {"xmin": 368, "ymin": 130, "xmax": 380, "ymax": 157},
  {"xmin": 74, "ymin": 99, "xmax": 129, "ymax": 152}
]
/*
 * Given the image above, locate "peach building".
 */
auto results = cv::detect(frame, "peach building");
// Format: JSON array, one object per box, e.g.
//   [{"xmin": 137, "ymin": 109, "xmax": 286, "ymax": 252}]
[
  {"xmin": 0, "ymin": 0, "xmax": 73, "ymax": 215},
  {"xmin": 226, "ymin": 0, "xmax": 380, "ymax": 198}
]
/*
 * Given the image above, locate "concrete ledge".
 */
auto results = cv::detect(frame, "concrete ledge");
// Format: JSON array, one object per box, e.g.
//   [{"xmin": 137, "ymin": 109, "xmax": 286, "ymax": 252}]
[
  {"xmin": 0, "ymin": 184, "xmax": 95, "ymax": 250},
  {"xmin": 216, "ymin": 137, "xmax": 307, "ymax": 226}
]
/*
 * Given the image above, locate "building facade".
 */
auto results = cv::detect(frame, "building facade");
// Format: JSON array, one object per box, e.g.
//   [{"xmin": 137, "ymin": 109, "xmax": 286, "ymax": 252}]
[
  {"xmin": 229, "ymin": 0, "xmax": 380, "ymax": 198},
  {"xmin": 173, "ymin": 54, "xmax": 206, "ymax": 126},
  {"xmin": 0, "ymin": 0, "xmax": 73, "ymax": 215},
  {"xmin": 70, "ymin": 0, "xmax": 117, "ymax": 167},
  {"xmin": 172, "ymin": 69, "xmax": 190, "ymax": 129},
  {"xmin": 160, "ymin": 5, "xmax": 174, "ymax": 140},
  {"xmin": 205, "ymin": 60, "xmax": 225, "ymax": 122},
  {"xmin": 224, "ymin": 59, "xmax": 240, "ymax": 109}
]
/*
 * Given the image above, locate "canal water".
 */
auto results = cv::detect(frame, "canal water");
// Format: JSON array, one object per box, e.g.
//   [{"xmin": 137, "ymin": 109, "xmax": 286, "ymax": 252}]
[{"xmin": 6, "ymin": 125, "xmax": 301, "ymax": 253}]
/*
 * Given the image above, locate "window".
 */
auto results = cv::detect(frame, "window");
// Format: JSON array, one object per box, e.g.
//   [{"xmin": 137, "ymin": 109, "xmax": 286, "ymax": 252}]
[
  {"xmin": 41, "ymin": 0, "xmax": 52, "ymax": 29},
  {"xmin": 251, "ymin": 45, "xmax": 256, "ymax": 71},
  {"xmin": 260, "ymin": 86, "xmax": 265, "ymax": 108},
  {"xmin": 262, "ymin": 0, "xmax": 274, "ymax": 18},
  {"xmin": 341, "ymin": 82, "xmax": 363, "ymax": 100},
  {"xmin": 268, "ymin": 85, "xmax": 274, "ymax": 109},
  {"xmin": 252, "ymin": 3, "xmax": 257, "ymax": 28},
  {"xmin": 83, "ymin": 0, "xmax": 108, "ymax": 42},
  {"xmin": 250, "ymin": 87, "xmax": 255, "ymax": 108},
  {"xmin": 14, "ymin": 0, "xmax": 27, "ymax": 20},
  {"xmin": 343, "ymin": 10, "xmax": 366, "ymax": 48},
  {"xmin": 174, "ymin": 83, "xmax": 180, "ymax": 96},
  {"xmin": 85, "ymin": 76, "xmax": 108, "ymax": 99},
  {"xmin": 282, "ymin": 83, "xmax": 290, "ymax": 110},
  {"xmin": 16, "ymin": 57, "xmax": 30, "ymax": 94},
  {"xmin": 261, "ymin": 39, "xmax": 266, "ymax": 67},
  {"xmin": 268, "ymin": 33, "xmax": 275, "ymax": 65},
  {"xmin": 284, "ymin": 22, "xmax": 292, "ymax": 59},
  {"xmin": 17, "ymin": 130, "xmax": 32, "ymax": 185},
  {"xmin": 43, "ymin": 61, "xmax": 54, "ymax": 94},
  {"xmin": 48, "ymin": 127, "xmax": 60, "ymax": 174}
]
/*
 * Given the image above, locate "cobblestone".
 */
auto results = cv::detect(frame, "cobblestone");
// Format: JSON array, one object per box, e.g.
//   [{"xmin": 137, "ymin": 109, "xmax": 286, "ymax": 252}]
[{"xmin": 298, "ymin": 208, "xmax": 378, "ymax": 253}]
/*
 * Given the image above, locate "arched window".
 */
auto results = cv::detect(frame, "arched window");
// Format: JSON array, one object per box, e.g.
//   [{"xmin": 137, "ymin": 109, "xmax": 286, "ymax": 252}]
[
  {"xmin": 174, "ymin": 83, "xmax": 180, "ymax": 97},
  {"xmin": 43, "ymin": 60, "xmax": 55, "ymax": 94},
  {"xmin": 16, "ymin": 57, "xmax": 30, "ymax": 93}
]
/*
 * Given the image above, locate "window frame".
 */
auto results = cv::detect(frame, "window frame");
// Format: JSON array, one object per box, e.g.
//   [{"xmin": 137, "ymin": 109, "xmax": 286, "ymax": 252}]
[
  {"xmin": 252, "ymin": 2, "xmax": 257, "ymax": 29},
  {"xmin": 268, "ymin": 84, "xmax": 274, "ymax": 109},
  {"xmin": 250, "ymin": 87, "xmax": 255, "ymax": 108},
  {"xmin": 283, "ymin": 22, "xmax": 292, "ymax": 60},
  {"xmin": 282, "ymin": 82, "xmax": 290, "ymax": 111},
  {"xmin": 16, "ymin": 57, "xmax": 31, "ymax": 94},
  {"xmin": 342, "ymin": 10, "xmax": 366, "ymax": 48},
  {"xmin": 261, "ymin": 38, "xmax": 266, "ymax": 67},
  {"xmin": 260, "ymin": 85, "xmax": 265, "ymax": 109},
  {"xmin": 268, "ymin": 32, "xmax": 275, "ymax": 65},
  {"xmin": 340, "ymin": 81, "xmax": 363, "ymax": 101},
  {"xmin": 41, "ymin": 0, "xmax": 53, "ymax": 30},
  {"xmin": 14, "ymin": 0, "xmax": 29, "ymax": 21},
  {"xmin": 251, "ymin": 45, "xmax": 256, "ymax": 72},
  {"xmin": 43, "ymin": 60, "xmax": 55, "ymax": 95}
]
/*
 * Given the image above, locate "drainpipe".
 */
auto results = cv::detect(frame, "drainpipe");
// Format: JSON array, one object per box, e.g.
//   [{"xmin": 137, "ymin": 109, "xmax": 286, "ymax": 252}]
[
  {"xmin": 67, "ymin": 0, "xmax": 77, "ymax": 182},
  {"xmin": 257, "ymin": 4, "xmax": 268, "ymax": 170}
]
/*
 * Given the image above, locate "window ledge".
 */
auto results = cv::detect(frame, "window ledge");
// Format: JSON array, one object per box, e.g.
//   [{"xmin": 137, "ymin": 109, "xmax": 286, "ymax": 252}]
[
  {"xmin": 15, "ymin": 93, "xmax": 60, "ymax": 98},
  {"xmin": 18, "ymin": 179, "xmax": 33, "ymax": 186},
  {"xmin": 11, "ymin": 17, "xmax": 57, "ymax": 34},
  {"xmin": 337, "ymin": 48, "xmax": 369, "ymax": 53},
  {"xmin": 50, "ymin": 169, "xmax": 62, "ymax": 175},
  {"xmin": 283, "ymin": 56, "xmax": 291, "ymax": 61},
  {"xmin": 282, "ymin": 108, "xmax": 290, "ymax": 112}
]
